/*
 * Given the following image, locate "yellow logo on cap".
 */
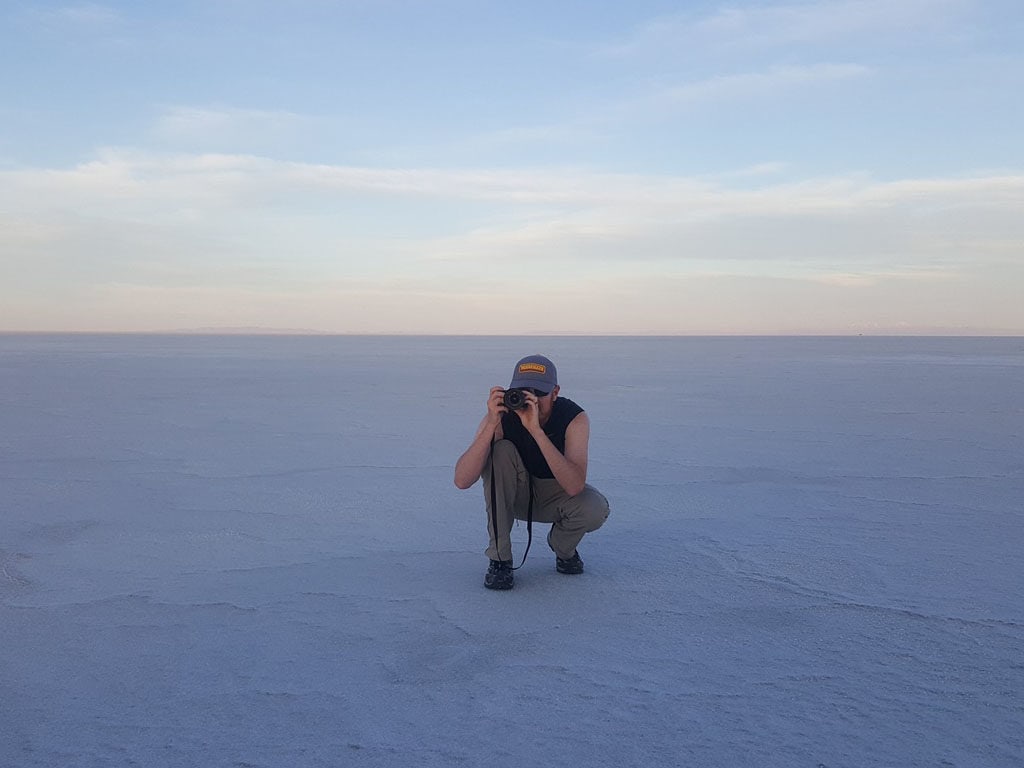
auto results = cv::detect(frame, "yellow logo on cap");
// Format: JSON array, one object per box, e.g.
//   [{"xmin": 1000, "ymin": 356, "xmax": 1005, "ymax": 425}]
[{"xmin": 519, "ymin": 363, "xmax": 547, "ymax": 374}]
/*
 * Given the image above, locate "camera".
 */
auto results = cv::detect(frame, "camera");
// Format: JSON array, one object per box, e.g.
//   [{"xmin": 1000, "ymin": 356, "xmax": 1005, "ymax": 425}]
[{"xmin": 502, "ymin": 388, "xmax": 529, "ymax": 411}]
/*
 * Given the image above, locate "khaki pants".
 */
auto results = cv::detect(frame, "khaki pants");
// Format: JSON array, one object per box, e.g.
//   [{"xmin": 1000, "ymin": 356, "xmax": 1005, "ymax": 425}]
[{"xmin": 482, "ymin": 439, "xmax": 610, "ymax": 562}]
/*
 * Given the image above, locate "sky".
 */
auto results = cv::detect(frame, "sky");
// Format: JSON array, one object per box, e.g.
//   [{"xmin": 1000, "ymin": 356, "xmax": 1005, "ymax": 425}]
[{"xmin": 1, "ymin": 0, "xmax": 1022, "ymax": 335}]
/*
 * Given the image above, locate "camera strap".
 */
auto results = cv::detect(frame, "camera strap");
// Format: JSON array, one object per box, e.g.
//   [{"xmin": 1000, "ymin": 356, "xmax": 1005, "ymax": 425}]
[{"xmin": 489, "ymin": 439, "xmax": 533, "ymax": 570}]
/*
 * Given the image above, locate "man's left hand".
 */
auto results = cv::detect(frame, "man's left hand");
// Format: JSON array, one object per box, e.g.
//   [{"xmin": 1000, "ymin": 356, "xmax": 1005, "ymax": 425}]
[{"xmin": 515, "ymin": 391, "xmax": 542, "ymax": 435}]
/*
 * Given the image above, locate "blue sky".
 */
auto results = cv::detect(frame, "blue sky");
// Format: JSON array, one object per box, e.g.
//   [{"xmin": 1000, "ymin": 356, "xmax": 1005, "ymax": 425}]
[{"xmin": 2, "ymin": 0, "xmax": 1022, "ymax": 333}]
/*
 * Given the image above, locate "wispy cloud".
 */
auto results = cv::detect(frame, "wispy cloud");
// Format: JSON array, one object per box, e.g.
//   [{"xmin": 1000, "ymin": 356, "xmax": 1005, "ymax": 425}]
[
  {"xmin": 707, "ymin": 162, "xmax": 791, "ymax": 180},
  {"xmin": 152, "ymin": 106, "xmax": 316, "ymax": 150},
  {"xmin": 27, "ymin": 2, "xmax": 127, "ymax": 38},
  {"xmin": 36, "ymin": 3, "xmax": 122, "ymax": 27},
  {"xmin": 604, "ymin": 0, "xmax": 970, "ymax": 57},
  {"xmin": 4, "ymin": 150, "xmax": 1021, "ymax": 229},
  {"xmin": 659, "ymin": 63, "xmax": 871, "ymax": 106},
  {"xmin": 3, "ymin": 151, "xmax": 1021, "ymax": 317},
  {"xmin": 7, "ymin": 149, "xmax": 1022, "ymax": 200},
  {"xmin": 806, "ymin": 268, "xmax": 959, "ymax": 288}
]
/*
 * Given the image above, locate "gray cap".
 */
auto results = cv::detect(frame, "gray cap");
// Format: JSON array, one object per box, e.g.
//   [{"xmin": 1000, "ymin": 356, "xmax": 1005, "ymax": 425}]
[{"xmin": 509, "ymin": 354, "xmax": 557, "ymax": 394}]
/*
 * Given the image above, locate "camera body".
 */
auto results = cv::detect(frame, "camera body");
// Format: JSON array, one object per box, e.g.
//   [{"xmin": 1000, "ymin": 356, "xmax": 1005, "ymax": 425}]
[{"xmin": 502, "ymin": 388, "xmax": 529, "ymax": 411}]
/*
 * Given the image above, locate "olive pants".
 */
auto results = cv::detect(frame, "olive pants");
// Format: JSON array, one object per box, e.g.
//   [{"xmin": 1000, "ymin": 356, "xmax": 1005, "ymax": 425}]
[{"xmin": 483, "ymin": 439, "xmax": 610, "ymax": 562}]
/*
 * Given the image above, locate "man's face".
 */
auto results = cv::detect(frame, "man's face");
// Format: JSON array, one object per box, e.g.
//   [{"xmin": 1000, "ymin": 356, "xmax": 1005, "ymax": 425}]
[{"xmin": 534, "ymin": 385, "xmax": 559, "ymax": 421}]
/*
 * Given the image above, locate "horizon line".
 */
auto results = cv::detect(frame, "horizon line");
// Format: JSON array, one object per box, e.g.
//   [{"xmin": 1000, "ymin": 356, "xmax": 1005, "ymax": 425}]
[{"xmin": 2, "ymin": 329, "xmax": 1023, "ymax": 339}]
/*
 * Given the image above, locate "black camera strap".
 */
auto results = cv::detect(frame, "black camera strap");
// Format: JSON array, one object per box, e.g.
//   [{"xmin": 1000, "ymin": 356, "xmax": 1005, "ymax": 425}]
[{"xmin": 489, "ymin": 438, "xmax": 533, "ymax": 570}]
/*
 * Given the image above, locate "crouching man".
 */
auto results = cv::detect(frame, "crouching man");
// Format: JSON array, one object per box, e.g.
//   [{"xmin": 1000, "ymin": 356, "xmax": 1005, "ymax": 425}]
[{"xmin": 454, "ymin": 355, "xmax": 610, "ymax": 590}]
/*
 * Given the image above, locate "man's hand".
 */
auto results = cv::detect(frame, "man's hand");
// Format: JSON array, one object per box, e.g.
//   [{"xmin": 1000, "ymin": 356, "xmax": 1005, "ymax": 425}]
[
  {"xmin": 514, "ymin": 390, "xmax": 543, "ymax": 435},
  {"xmin": 453, "ymin": 386, "xmax": 508, "ymax": 490},
  {"xmin": 486, "ymin": 386, "xmax": 507, "ymax": 425},
  {"xmin": 515, "ymin": 391, "xmax": 590, "ymax": 497}
]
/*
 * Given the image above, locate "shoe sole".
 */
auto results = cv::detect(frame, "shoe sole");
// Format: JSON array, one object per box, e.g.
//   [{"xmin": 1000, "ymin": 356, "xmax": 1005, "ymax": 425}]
[{"xmin": 484, "ymin": 580, "xmax": 514, "ymax": 590}]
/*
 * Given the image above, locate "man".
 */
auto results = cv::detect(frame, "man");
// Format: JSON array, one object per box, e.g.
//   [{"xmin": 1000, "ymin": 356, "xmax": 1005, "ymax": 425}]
[{"xmin": 454, "ymin": 354, "xmax": 610, "ymax": 590}]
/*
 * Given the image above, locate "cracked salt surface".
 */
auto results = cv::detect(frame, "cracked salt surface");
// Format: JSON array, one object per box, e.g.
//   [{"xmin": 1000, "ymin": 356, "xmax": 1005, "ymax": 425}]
[{"xmin": 1, "ymin": 334, "xmax": 1022, "ymax": 767}]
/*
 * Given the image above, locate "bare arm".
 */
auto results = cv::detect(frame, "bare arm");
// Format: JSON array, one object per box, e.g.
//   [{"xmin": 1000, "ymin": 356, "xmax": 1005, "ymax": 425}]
[
  {"xmin": 453, "ymin": 387, "xmax": 506, "ymax": 489},
  {"xmin": 527, "ymin": 410, "xmax": 590, "ymax": 497}
]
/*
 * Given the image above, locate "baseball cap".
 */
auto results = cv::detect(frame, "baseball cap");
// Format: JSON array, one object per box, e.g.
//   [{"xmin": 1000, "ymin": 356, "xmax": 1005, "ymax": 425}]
[{"xmin": 509, "ymin": 354, "xmax": 557, "ymax": 394}]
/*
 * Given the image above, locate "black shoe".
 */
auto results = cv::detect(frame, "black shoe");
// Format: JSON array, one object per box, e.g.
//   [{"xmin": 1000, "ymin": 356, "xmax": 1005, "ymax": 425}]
[
  {"xmin": 556, "ymin": 551, "xmax": 584, "ymax": 575},
  {"xmin": 548, "ymin": 527, "xmax": 585, "ymax": 574},
  {"xmin": 484, "ymin": 559, "xmax": 514, "ymax": 590}
]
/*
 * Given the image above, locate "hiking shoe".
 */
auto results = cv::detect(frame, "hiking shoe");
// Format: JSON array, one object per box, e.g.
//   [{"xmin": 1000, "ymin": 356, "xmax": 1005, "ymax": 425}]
[
  {"xmin": 548, "ymin": 527, "xmax": 585, "ymax": 574},
  {"xmin": 556, "ymin": 551, "xmax": 584, "ymax": 575},
  {"xmin": 484, "ymin": 559, "xmax": 514, "ymax": 590}
]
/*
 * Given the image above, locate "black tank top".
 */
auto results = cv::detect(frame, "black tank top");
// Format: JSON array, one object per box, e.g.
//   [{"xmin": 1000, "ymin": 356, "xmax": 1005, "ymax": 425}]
[{"xmin": 501, "ymin": 397, "xmax": 584, "ymax": 479}]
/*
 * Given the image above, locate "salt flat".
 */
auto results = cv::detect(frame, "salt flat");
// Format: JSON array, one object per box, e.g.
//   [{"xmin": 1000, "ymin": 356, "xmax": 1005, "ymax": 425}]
[{"xmin": 1, "ymin": 335, "xmax": 1022, "ymax": 768}]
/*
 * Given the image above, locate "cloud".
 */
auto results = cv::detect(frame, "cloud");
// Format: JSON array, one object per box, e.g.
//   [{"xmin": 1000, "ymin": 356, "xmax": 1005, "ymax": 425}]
[
  {"xmin": 709, "ymin": 162, "xmax": 791, "ymax": 179},
  {"xmin": 604, "ymin": 0, "xmax": 970, "ymax": 57},
  {"xmin": 152, "ymin": 106, "xmax": 316, "ymax": 151},
  {"xmin": 4, "ymin": 150, "xmax": 1021, "ymax": 216},
  {"xmin": 690, "ymin": 0, "xmax": 966, "ymax": 46},
  {"xmin": 805, "ymin": 268, "xmax": 958, "ymax": 288},
  {"xmin": 659, "ymin": 63, "xmax": 871, "ymax": 105},
  {"xmin": 35, "ymin": 3, "xmax": 123, "ymax": 28},
  {"xmin": 24, "ymin": 2, "xmax": 132, "ymax": 45},
  {"xmin": 2, "ymin": 150, "xmax": 1021, "ymax": 333}
]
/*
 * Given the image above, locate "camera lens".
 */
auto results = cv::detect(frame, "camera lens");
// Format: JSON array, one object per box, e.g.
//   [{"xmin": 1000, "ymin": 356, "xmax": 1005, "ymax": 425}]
[{"xmin": 503, "ymin": 388, "xmax": 527, "ymax": 410}]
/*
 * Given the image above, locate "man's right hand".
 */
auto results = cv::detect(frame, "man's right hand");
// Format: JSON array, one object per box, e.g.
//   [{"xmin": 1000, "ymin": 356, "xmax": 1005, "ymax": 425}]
[
  {"xmin": 486, "ymin": 386, "xmax": 507, "ymax": 425},
  {"xmin": 454, "ymin": 387, "xmax": 509, "ymax": 490}
]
